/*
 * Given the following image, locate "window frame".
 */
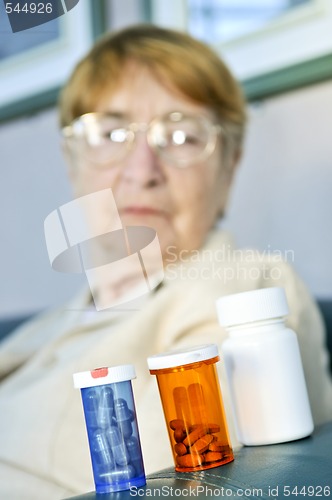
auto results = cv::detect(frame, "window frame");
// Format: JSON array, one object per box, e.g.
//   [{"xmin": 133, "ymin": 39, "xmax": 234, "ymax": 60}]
[
  {"xmin": 0, "ymin": 0, "xmax": 107, "ymax": 123},
  {"xmin": 146, "ymin": 0, "xmax": 332, "ymax": 100}
]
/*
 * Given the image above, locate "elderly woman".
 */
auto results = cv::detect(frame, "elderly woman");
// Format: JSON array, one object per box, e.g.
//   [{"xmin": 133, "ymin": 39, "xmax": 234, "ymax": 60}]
[{"xmin": 0, "ymin": 24, "xmax": 331, "ymax": 500}]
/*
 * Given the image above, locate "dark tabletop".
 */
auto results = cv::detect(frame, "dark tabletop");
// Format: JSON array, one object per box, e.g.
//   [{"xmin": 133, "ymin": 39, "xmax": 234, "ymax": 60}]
[{"xmin": 65, "ymin": 421, "xmax": 332, "ymax": 499}]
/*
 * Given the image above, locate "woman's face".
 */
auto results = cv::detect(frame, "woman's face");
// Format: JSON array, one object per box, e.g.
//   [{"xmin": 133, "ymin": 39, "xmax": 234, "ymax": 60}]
[{"xmin": 68, "ymin": 67, "xmax": 234, "ymax": 261}]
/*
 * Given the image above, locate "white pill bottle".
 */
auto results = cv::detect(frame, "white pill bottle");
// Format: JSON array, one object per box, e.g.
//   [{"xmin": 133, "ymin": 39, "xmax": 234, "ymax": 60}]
[{"xmin": 216, "ymin": 287, "xmax": 314, "ymax": 446}]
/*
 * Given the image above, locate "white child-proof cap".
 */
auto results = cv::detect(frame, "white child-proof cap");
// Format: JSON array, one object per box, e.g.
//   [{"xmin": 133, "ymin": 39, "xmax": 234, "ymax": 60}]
[
  {"xmin": 216, "ymin": 287, "xmax": 289, "ymax": 328},
  {"xmin": 147, "ymin": 344, "xmax": 219, "ymax": 371},
  {"xmin": 73, "ymin": 364, "xmax": 136, "ymax": 389}
]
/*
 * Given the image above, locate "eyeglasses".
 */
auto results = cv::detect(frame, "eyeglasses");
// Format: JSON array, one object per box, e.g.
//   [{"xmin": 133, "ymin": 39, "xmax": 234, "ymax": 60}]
[{"xmin": 62, "ymin": 111, "xmax": 222, "ymax": 168}]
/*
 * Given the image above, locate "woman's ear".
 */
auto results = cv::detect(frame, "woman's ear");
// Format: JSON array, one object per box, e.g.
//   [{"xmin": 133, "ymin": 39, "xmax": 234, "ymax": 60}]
[
  {"xmin": 225, "ymin": 146, "xmax": 242, "ymax": 175},
  {"xmin": 232, "ymin": 147, "xmax": 242, "ymax": 170},
  {"xmin": 61, "ymin": 139, "xmax": 76, "ymax": 183},
  {"xmin": 217, "ymin": 147, "xmax": 242, "ymax": 217}
]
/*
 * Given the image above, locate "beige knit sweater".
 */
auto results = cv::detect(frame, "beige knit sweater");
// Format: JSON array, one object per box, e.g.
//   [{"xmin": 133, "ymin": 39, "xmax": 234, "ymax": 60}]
[{"xmin": 0, "ymin": 230, "xmax": 331, "ymax": 500}]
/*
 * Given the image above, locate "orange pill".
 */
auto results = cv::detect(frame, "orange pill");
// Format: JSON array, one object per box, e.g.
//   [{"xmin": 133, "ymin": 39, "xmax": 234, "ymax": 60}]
[
  {"xmin": 174, "ymin": 428, "xmax": 186, "ymax": 443},
  {"xmin": 174, "ymin": 442, "xmax": 187, "ymax": 456},
  {"xmin": 176, "ymin": 453, "xmax": 204, "ymax": 468},
  {"xmin": 189, "ymin": 422, "xmax": 220, "ymax": 434},
  {"xmin": 169, "ymin": 419, "xmax": 185, "ymax": 430},
  {"xmin": 208, "ymin": 441, "xmax": 229, "ymax": 452},
  {"xmin": 203, "ymin": 451, "xmax": 223, "ymax": 463},
  {"xmin": 190, "ymin": 434, "xmax": 213, "ymax": 454},
  {"xmin": 183, "ymin": 426, "xmax": 207, "ymax": 447},
  {"xmin": 188, "ymin": 423, "xmax": 201, "ymax": 433},
  {"xmin": 188, "ymin": 383, "xmax": 207, "ymax": 424},
  {"xmin": 206, "ymin": 423, "xmax": 220, "ymax": 434},
  {"xmin": 173, "ymin": 386, "xmax": 191, "ymax": 423}
]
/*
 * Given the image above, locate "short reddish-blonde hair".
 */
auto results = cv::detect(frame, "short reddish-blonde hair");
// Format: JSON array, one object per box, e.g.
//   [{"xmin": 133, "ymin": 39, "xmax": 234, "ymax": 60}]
[{"xmin": 59, "ymin": 24, "xmax": 247, "ymax": 152}]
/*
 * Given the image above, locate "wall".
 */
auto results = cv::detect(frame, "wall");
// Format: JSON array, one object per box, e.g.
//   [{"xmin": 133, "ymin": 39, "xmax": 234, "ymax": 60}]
[
  {"xmin": 1, "ymin": 78, "xmax": 331, "ymax": 318},
  {"xmin": 223, "ymin": 79, "xmax": 332, "ymax": 297},
  {"xmin": 0, "ymin": 109, "xmax": 85, "ymax": 317}
]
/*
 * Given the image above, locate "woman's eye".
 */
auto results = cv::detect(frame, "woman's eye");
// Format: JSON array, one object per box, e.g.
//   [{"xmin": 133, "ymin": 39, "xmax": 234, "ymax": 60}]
[
  {"xmin": 170, "ymin": 130, "xmax": 200, "ymax": 146},
  {"xmin": 184, "ymin": 134, "xmax": 200, "ymax": 145},
  {"xmin": 107, "ymin": 128, "xmax": 128, "ymax": 143}
]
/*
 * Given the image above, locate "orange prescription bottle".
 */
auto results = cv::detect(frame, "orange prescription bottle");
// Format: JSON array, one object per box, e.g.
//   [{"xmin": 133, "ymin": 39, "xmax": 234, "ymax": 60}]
[{"xmin": 147, "ymin": 344, "xmax": 234, "ymax": 472}]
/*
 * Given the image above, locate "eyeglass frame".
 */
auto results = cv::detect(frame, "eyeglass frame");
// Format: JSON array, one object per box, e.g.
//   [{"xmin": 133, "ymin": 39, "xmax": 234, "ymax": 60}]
[{"xmin": 62, "ymin": 111, "xmax": 224, "ymax": 168}]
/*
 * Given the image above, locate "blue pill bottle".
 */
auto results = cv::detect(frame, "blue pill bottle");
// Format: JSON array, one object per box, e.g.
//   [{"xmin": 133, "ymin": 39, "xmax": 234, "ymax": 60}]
[{"xmin": 73, "ymin": 365, "xmax": 146, "ymax": 493}]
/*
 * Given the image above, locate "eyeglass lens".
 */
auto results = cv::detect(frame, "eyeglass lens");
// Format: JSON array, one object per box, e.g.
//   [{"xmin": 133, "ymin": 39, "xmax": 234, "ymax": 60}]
[{"xmin": 69, "ymin": 113, "xmax": 215, "ymax": 167}]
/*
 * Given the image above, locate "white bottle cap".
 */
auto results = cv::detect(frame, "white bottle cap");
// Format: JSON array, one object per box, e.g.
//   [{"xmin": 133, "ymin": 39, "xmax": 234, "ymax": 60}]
[
  {"xmin": 73, "ymin": 364, "xmax": 136, "ymax": 389},
  {"xmin": 147, "ymin": 344, "xmax": 219, "ymax": 371},
  {"xmin": 216, "ymin": 287, "xmax": 289, "ymax": 328}
]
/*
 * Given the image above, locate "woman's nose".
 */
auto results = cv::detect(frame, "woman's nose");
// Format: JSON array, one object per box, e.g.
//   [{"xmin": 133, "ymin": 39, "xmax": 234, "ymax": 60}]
[{"xmin": 120, "ymin": 135, "xmax": 165, "ymax": 188}]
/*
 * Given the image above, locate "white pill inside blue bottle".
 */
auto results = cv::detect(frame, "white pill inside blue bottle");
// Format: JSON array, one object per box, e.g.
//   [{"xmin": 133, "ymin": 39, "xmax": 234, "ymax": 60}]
[{"xmin": 73, "ymin": 365, "xmax": 146, "ymax": 494}]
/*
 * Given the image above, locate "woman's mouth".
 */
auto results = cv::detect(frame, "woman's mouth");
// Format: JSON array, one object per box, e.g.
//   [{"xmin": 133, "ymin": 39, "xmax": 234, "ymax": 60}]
[{"xmin": 120, "ymin": 206, "xmax": 168, "ymax": 217}]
